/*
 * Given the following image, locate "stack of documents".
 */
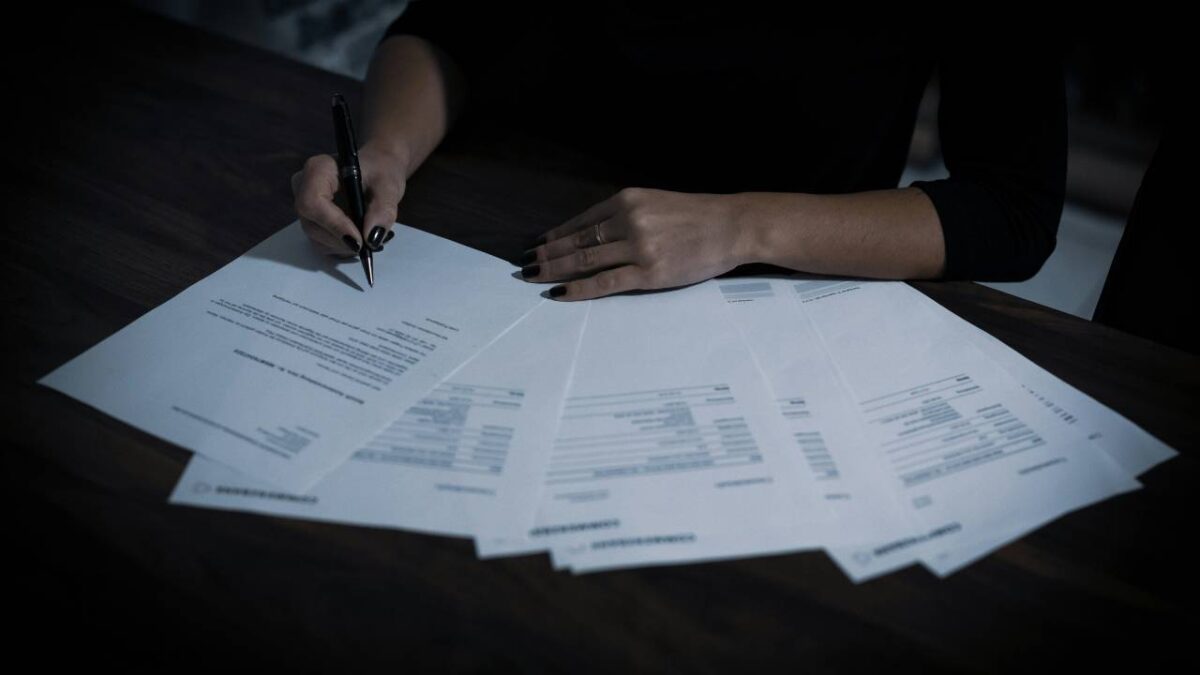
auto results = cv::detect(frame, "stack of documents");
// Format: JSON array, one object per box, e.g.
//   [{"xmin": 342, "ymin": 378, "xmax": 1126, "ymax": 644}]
[{"xmin": 42, "ymin": 222, "xmax": 1177, "ymax": 580}]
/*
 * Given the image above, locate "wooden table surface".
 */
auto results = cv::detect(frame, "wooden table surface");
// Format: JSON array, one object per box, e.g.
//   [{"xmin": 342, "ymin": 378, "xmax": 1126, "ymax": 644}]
[{"xmin": 8, "ymin": 5, "xmax": 1199, "ymax": 670}]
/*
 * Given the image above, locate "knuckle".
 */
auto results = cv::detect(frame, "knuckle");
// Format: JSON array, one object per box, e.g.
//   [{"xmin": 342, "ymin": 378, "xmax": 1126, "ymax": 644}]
[
  {"xmin": 370, "ymin": 204, "xmax": 398, "ymax": 224},
  {"xmin": 297, "ymin": 194, "xmax": 323, "ymax": 218},
  {"xmin": 632, "ymin": 234, "xmax": 657, "ymax": 260},
  {"xmin": 643, "ymin": 264, "xmax": 668, "ymax": 287},
  {"xmin": 371, "ymin": 179, "xmax": 402, "ymax": 203},
  {"xmin": 304, "ymin": 154, "xmax": 331, "ymax": 171},
  {"xmin": 626, "ymin": 206, "xmax": 650, "ymax": 230},
  {"xmin": 575, "ymin": 247, "xmax": 596, "ymax": 269},
  {"xmin": 385, "ymin": 185, "xmax": 405, "ymax": 208},
  {"xmin": 595, "ymin": 271, "xmax": 616, "ymax": 292},
  {"xmin": 294, "ymin": 194, "xmax": 315, "ymax": 216}
]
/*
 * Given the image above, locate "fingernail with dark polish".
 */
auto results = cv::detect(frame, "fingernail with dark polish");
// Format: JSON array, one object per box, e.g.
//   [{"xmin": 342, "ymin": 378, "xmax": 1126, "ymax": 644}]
[
  {"xmin": 519, "ymin": 249, "xmax": 538, "ymax": 265},
  {"xmin": 521, "ymin": 264, "xmax": 540, "ymax": 279},
  {"xmin": 384, "ymin": 230, "xmax": 395, "ymax": 244},
  {"xmin": 367, "ymin": 226, "xmax": 386, "ymax": 250},
  {"xmin": 549, "ymin": 285, "xmax": 567, "ymax": 298},
  {"xmin": 343, "ymin": 235, "xmax": 360, "ymax": 253}
]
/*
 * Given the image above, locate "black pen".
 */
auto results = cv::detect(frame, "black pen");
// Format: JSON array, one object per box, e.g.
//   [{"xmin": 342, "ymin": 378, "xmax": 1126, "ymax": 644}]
[{"xmin": 331, "ymin": 93, "xmax": 373, "ymax": 287}]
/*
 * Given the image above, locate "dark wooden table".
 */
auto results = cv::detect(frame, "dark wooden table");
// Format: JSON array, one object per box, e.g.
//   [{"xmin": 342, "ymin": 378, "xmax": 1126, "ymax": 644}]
[{"xmin": 7, "ymin": 5, "xmax": 1199, "ymax": 670}]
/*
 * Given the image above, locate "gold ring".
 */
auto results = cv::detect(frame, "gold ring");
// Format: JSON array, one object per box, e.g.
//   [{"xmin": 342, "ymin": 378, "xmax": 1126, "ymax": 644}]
[{"xmin": 593, "ymin": 222, "xmax": 605, "ymax": 246}]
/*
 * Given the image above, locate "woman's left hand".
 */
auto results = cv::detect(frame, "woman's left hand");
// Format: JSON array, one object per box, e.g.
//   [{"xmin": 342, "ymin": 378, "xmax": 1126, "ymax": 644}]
[{"xmin": 520, "ymin": 187, "xmax": 755, "ymax": 300}]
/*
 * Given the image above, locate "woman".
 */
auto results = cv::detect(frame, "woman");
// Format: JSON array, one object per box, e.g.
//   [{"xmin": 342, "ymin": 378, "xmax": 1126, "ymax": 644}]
[{"xmin": 293, "ymin": 3, "xmax": 1066, "ymax": 301}]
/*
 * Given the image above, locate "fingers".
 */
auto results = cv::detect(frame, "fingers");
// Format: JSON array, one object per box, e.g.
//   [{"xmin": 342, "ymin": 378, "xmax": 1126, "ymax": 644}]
[
  {"xmin": 293, "ymin": 154, "xmax": 361, "ymax": 247},
  {"xmin": 528, "ymin": 188, "xmax": 649, "ymax": 263},
  {"xmin": 537, "ymin": 193, "xmax": 621, "ymax": 244},
  {"xmin": 362, "ymin": 180, "xmax": 405, "ymax": 251},
  {"xmin": 531, "ymin": 219, "xmax": 622, "ymax": 263},
  {"xmin": 549, "ymin": 265, "xmax": 645, "ymax": 301},
  {"xmin": 522, "ymin": 240, "xmax": 632, "ymax": 282}
]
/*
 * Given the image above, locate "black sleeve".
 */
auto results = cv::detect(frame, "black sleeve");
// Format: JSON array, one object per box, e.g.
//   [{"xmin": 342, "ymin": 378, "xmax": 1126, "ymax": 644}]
[
  {"xmin": 378, "ymin": 0, "xmax": 509, "ymax": 66},
  {"xmin": 911, "ymin": 34, "xmax": 1068, "ymax": 281},
  {"xmin": 377, "ymin": 1, "xmax": 565, "ymax": 121}
]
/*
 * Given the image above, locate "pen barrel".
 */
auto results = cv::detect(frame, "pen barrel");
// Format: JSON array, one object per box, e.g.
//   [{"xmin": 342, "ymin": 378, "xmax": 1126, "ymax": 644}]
[
  {"xmin": 340, "ymin": 165, "xmax": 367, "ymax": 228},
  {"xmin": 332, "ymin": 95, "xmax": 366, "ymax": 230}
]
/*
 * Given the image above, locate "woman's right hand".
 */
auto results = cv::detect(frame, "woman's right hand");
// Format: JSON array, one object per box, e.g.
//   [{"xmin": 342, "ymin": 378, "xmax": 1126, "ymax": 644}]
[{"xmin": 291, "ymin": 144, "xmax": 409, "ymax": 256}]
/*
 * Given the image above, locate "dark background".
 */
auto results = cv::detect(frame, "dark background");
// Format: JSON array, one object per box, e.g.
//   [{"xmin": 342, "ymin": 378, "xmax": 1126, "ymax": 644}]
[{"xmin": 125, "ymin": 0, "xmax": 1173, "ymax": 218}]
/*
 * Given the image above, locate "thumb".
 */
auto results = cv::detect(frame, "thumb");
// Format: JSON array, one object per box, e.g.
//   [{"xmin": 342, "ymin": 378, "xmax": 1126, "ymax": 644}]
[{"xmin": 363, "ymin": 181, "xmax": 404, "ymax": 250}]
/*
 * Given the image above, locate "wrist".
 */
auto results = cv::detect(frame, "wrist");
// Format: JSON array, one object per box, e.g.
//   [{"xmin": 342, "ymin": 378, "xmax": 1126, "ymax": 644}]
[
  {"xmin": 725, "ymin": 192, "xmax": 771, "ymax": 267},
  {"xmin": 727, "ymin": 192, "xmax": 823, "ymax": 270}
]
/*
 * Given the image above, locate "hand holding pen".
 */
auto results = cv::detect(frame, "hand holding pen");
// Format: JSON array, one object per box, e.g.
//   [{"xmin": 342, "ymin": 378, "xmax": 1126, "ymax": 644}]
[{"xmin": 290, "ymin": 94, "xmax": 408, "ymax": 286}]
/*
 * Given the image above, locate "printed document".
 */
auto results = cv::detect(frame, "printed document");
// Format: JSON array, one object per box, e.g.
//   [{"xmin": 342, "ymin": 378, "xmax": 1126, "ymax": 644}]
[
  {"xmin": 477, "ymin": 281, "xmax": 828, "ymax": 559},
  {"xmin": 42, "ymin": 222, "xmax": 542, "ymax": 491},
  {"xmin": 170, "ymin": 300, "xmax": 588, "ymax": 538}
]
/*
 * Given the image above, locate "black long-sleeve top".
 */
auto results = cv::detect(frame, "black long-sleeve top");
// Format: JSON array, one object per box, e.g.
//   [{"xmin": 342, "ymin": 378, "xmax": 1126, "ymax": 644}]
[{"xmin": 381, "ymin": 3, "xmax": 1067, "ymax": 281}]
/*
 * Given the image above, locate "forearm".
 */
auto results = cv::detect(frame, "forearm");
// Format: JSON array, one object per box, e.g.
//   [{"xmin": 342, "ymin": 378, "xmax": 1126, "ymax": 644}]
[
  {"xmin": 361, "ymin": 35, "xmax": 464, "ymax": 176},
  {"xmin": 732, "ymin": 188, "xmax": 946, "ymax": 279}
]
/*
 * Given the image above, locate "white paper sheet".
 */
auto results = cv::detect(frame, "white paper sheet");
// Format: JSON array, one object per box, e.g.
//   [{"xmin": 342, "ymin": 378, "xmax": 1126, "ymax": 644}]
[
  {"xmin": 42, "ymin": 222, "xmax": 542, "ymax": 491},
  {"xmin": 553, "ymin": 278, "xmax": 923, "ymax": 573},
  {"xmin": 928, "ymin": 301, "xmax": 1176, "ymax": 478},
  {"xmin": 916, "ymin": 297, "xmax": 1176, "ymax": 576},
  {"xmin": 560, "ymin": 279, "xmax": 1145, "ymax": 577},
  {"xmin": 721, "ymin": 279, "xmax": 922, "ymax": 542},
  {"xmin": 169, "ymin": 300, "xmax": 589, "ymax": 538},
  {"xmin": 809, "ymin": 281, "xmax": 1141, "ymax": 582},
  {"xmin": 476, "ymin": 281, "xmax": 828, "ymax": 560}
]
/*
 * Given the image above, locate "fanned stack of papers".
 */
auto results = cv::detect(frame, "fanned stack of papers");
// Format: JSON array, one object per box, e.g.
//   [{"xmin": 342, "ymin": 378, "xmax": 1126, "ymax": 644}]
[{"xmin": 42, "ymin": 223, "xmax": 1176, "ymax": 580}]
